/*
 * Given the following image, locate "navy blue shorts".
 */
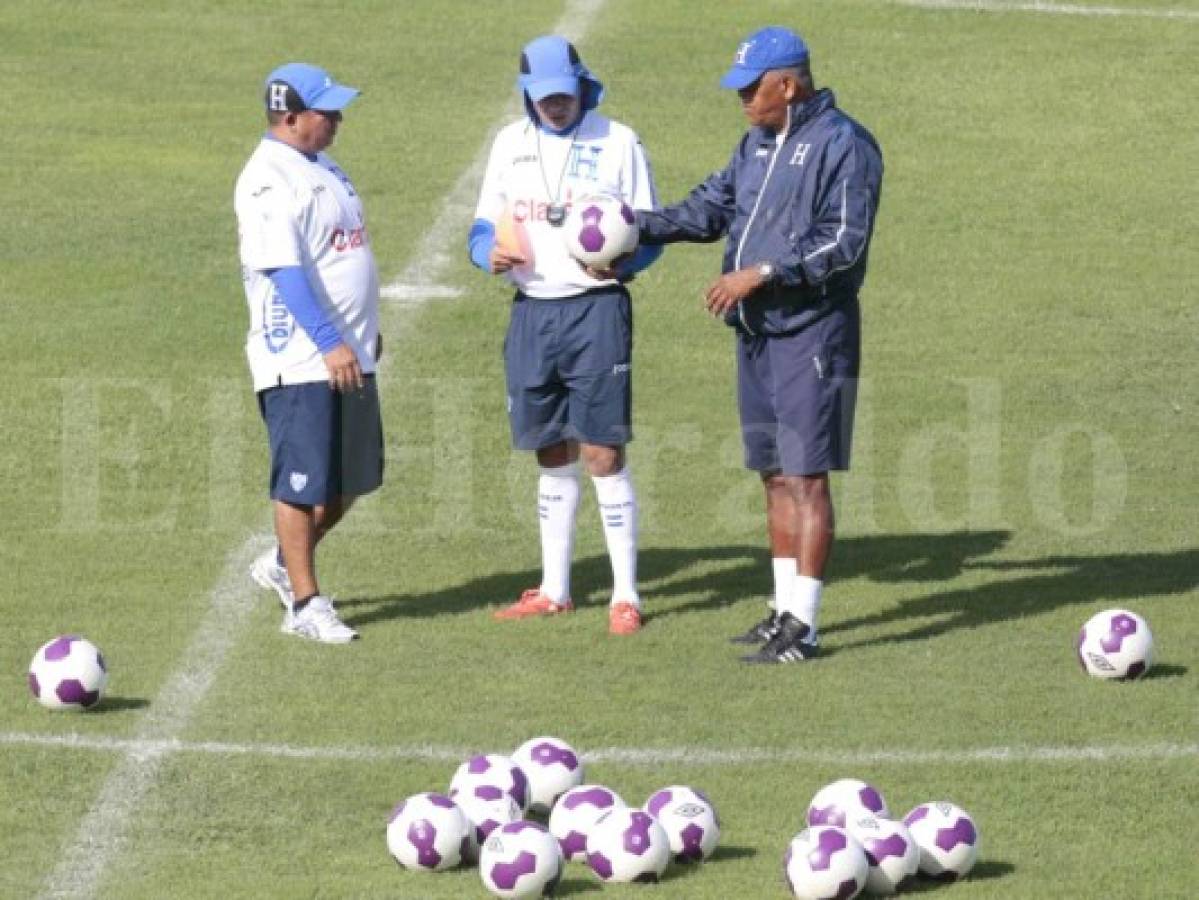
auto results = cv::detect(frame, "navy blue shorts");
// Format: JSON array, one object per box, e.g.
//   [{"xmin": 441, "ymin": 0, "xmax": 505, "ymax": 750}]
[
  {"xmin": 257, "ymin": 377, "xmax": 384, "ymax": 505},
  {"xmin": 736, "ymin": 300, "xmax": 860, "ymax": 475},
  {"xmin": 503, "ymin": 287, "xmax": 632, "ymax": 451}
]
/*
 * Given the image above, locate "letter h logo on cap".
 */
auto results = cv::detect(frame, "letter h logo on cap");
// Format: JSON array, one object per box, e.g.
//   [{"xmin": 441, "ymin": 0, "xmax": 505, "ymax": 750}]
[
  {"xmin": 734, "ymin": 41, "xmax": 753, "ymax": 65},
  {"xmin": 268, "ymin": 82, "xmax": 290, "ymax": 112}
]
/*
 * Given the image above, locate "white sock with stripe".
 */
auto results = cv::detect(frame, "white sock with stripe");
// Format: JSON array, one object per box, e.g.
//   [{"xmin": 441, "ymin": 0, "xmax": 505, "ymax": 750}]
[
  {"xmin": 538, "ymin": 464, "xmax": 579, "ymax": 604},
  {"xmin": 592, "ymin": 467, "xmax": 639, "ymax": 608}
]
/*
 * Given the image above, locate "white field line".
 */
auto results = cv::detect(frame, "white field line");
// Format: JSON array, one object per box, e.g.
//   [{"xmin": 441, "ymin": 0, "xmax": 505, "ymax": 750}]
[
  {"xmin": 6, "ymin": 730, "xmax": 1196, "ymax": 767},
  {"xmin": 888, "ymin": 0, "xmax": 1199, "ymax": 20},
  {"xmin": 36, "ymin": 3, "xmax": 610, "ymax": 898}
]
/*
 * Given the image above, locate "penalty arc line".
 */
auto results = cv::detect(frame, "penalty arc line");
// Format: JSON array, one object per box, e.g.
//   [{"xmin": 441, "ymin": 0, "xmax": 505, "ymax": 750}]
[
  {"xmin": 6, "ymin": 731, "xmax": 1196, "ymax": 767},
  {"xmin": 34, "ymin": 2, "xmax": 611, "ymax": 898}
]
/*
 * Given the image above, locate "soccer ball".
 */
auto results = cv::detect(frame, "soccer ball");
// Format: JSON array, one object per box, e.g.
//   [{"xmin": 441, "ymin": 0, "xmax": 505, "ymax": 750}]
[
  {"xmin": 457, "ymin": 794, "xmax": 522, "ymax": 864},
  {"xmin": 903, "ymin": 801, "xmax": 979, "ymax": 881},
  {"xmin": 548, "ymin": 784, "xmax": 626, "ymax": 861},
  {"xmin": 1077, "ymin": 608, "xmax": 1154, "ymax": 680},
  {"xmin": 449, "ymin": 753, "xmax": 530, "ymax": 812},
  {"xmin": 563, "ymin": 195, "xmax": 639, "ymax": 269},
  {"xmin": 644, "ymin": 785, "xmax": 721, "ymax": 862},
  {"xmin": 28, "ymin": 635, "xmax": 108, "ymax": 711},
  {"xmin": 784, "ymin": 826, "xmax": 869, "ymax": 900},
  {"xmin": 479, "ymin": 820, "xmax": 563, "ymax": 899},
  {"xmin": 807, "ymin": 778, "xmax": 889, "ymax": 828},
  {"xmin": 511, "ymin": 736, "xmax": 584, "ymax": 816},
  {"xmin": 846, "ymin": 815, "xmax": 920, "ymax": 895},
  {"xmin": 386, "ymin": 792, "xmax": 472, "ymax": 872},
  {"xmin": 585, "ymin": 807, "xmax": 671, "ymax": 883}
]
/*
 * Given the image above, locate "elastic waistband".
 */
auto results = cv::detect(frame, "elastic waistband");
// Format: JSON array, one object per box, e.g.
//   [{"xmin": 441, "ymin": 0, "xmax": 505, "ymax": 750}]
[{"xmin": 515, "ymin": 284, "xmax": 629, "ymax": 303}]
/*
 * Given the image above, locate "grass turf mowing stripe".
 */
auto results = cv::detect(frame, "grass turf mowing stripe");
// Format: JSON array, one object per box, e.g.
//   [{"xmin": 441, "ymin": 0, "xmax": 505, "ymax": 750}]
[
  {"xmin": 6, "ymin": 731, "xmax": 1195, "ymax": 767},
  {"xmin": 32, "ymin": 2, "xmax": 612, "ymax": 896}
]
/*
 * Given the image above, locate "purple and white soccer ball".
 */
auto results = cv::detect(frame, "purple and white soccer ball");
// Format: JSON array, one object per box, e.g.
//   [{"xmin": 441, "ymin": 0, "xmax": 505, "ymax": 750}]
[
  {"xmin": 644, "ymin": 785, "xmax": 721, "ymax": 863},
  {"xmin": 479, "ymin": 820, "xmax": 563, "ymax": 899},
  {"xmin": 386, "ymin": 792, "xmax": 472, "ymax": 872},
  {"xmin": 846, "ymin": 815, "xmax": 920, "ymax": 895},
  {"xmin": 563, "ymin": 195, "xmax": 639, "ymax": 269},
  {"xmin": 457, "ymin": 794, "xmax": 522, "ymax": 864},
  {"xmin": 449, "ymin": 753, "xmax": 530, "ymax": 813},
  {"xmin": 784, "ymin": 826, "xmax": 869, "ymax": 900},
  {"xmin": 511, "ymin": 736, "xmax": 584, "ymax": 815},
  {"xmin": 1076, "ymin": 608, "xmax": 1154, "ymax": 680},
  {"xmin": 28, "ymin": 635, "xmax": 108, "ymax": 711},
  {"xmin": 807, "ymin": 778, "xmax": 889, "ymax": 828},
  {"xmin": 903, "ymin": 801, "xmax": 979, "ymax": 881},
  {"xmin": 585, "ymin": 807, "xmax": 671, "ymax": 884},
  {"xmin": 548, "ymin": 784, "xmax": 626, "ymax": 862}
]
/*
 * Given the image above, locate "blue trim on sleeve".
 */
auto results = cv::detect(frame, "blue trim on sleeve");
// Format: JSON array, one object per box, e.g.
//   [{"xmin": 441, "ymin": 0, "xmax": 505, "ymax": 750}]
[
  {"xmin": 617, "ymin": 243, "xmax": 662, "ymax": 279},
  {"xmin": 266, "ymin": 267, "xmax": 342, "ymax": 353},
  {"xmin": 468, "ymin": 218, "xmax": 496, "ymax": 271}
]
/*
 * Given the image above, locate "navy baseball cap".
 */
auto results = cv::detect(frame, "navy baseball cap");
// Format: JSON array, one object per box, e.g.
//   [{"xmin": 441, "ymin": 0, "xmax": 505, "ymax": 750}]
[
  {"xmin": 720, "ymin": 26, "xmax": 809, "ymax": 90},
  {"xmin": 264, "ymin": 63, "xmax": 359, "ymax": 113}
]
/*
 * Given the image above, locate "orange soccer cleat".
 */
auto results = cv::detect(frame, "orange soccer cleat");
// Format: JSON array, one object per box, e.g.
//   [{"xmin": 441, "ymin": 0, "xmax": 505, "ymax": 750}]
[
  {"xmin": 608, "ymin": 601, "xmax": 642, "ymax": 635},
  {"xmin": 493, "ymin": 589, "xmax": 573, "ymax": 621}
]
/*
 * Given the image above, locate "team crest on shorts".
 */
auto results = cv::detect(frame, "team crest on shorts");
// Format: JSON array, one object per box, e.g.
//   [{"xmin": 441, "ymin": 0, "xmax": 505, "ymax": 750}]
[{"xmin": 289, "ymin": 471, "xmax": 309, "ymax": 493}]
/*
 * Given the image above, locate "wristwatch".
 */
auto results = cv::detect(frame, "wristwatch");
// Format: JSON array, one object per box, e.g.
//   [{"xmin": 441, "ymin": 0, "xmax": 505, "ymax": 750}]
[{"xmin": 757, "ymin": 261, "xmax": 776, "ymax": 283}]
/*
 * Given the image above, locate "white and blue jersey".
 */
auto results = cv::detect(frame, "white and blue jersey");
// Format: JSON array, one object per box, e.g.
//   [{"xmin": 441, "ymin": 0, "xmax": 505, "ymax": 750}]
[
  {"xmin": 235, "ymin": 137, "xmax": 379, "ymax": 392},
  {"xmin": 473, "ymin": 110, "xmax": 658, "ymax": 299}
]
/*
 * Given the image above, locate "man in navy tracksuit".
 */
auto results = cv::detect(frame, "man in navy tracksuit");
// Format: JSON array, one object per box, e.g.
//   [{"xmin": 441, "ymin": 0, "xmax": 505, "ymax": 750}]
[{"xmin": 636, "ymin": 26, "xmax": 883, "ymax": 663}]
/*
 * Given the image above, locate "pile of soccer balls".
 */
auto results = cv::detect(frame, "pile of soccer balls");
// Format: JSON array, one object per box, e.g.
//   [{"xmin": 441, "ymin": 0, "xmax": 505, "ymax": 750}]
[
  {"xmin": 386, "ymin": 736, "xmax": 720, "ymax": 897},
  {"xmin": 785, "ymin": 778, "xmax": 979, "ymax": 898}
]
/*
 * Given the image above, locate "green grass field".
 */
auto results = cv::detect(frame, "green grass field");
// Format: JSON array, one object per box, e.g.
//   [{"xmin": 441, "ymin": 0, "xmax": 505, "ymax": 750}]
[{"xmin": 2, "ymin": 0, "xmax": 1196, "ymax": 897}]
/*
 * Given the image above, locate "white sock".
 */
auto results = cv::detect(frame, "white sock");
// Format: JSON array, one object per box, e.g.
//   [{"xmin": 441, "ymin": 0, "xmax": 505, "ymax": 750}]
[
  {"xmin": 538, "ymin": 465, "xmax": 579, "ymax": 604},
  {"xmin": 793, "ymin": 575, "xmax": 823, "ymax": 640},
  {"xmin": 771, "ymin": 558, "xmax": 797, "ymax": 617},
  {"xmin": 592, "ymin": 467, "xmax": 639, "ymax": 608}
]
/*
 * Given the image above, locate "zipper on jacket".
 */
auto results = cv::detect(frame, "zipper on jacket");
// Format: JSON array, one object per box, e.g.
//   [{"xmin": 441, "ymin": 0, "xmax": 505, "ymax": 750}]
[{"xmin": 733, "ymin": 105, "xmax": 791, "ymax": 337}]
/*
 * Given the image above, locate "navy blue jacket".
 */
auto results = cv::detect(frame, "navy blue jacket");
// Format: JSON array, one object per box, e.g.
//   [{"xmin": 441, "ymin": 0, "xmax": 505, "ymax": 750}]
[{"xmin": 638, "ymin": 89, "xmax": 883, "ymax": 336}]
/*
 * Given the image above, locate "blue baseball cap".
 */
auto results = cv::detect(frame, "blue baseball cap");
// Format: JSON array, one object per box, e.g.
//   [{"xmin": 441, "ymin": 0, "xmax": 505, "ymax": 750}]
[
  {"xmin": 264, "ymin": 63, "xmax": 359, "ymax": 113},
  {"xmin": 518, "ymin": 35, "xmax": 602, "ymax": 102},
  {"xmin": 719, "ymin": 26, "xmax": 809, "ymax": 90}
]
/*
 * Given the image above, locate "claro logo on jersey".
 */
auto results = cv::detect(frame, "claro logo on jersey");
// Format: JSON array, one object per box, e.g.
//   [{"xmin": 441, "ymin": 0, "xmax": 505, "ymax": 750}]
[
  {"xmin": 330, "ymin": 226, "xmax": 369, "ymax": 252},
  {"xmin": 511, "ymin": 186, "xmax": 586, "ymax": 224},
  {"xmin": 264, "ymin": 290, "xmax": 295, "ymax": 354}
]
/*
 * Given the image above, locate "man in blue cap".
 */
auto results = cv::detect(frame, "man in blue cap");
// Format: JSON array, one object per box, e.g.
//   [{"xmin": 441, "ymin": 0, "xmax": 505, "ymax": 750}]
[
  {"xmin": 468, "ymin": 35, "xmax": 662, "ymax": 635},
  {"xmin": 636, "ymin": 27, "xmax": 884, "ymax": 663},
  {"xmin": 236, "ymin": 63, "xmax": 383, "ymax": 643}
]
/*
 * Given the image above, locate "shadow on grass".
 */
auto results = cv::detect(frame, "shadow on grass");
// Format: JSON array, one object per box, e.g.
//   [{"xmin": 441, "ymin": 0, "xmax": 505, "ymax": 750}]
[
  {"xmin": 554, "ymin": 876, "xmax": 602, "ymax": 896},
  {"xmin": 94, "ymin": 696, "xmax": 150, "ymax": 714},
  {"xmin": 1142, "ymin": 663, "xmax": 1187, "ymax": 681},
  {"xmin": 340, "ymin": 531, "xmax": 1010, "ymax": 630},
  {"xmin": 660, "ymin": 844, "xmax": 758, "ymax": 885},
  {"xmin": 827, "ymin": 548, "xmax": 1199, "ymax": 656},
  {"xmin": 902, "ymin": 859, "xmax": 1016, "ymax": 892},
  {"xmin": 339, "ymin": 532, "xmax": 1195, "ymax": 668}
]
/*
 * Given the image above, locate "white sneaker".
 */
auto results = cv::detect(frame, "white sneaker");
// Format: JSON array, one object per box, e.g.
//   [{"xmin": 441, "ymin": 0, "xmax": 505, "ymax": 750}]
[
  {"xmin": 281, "ymin": 596, "xmax": 359, "ymax": 644},
  {"xmin": 250, "ymin": 547, "xmax": 293, "ymax": 609}
]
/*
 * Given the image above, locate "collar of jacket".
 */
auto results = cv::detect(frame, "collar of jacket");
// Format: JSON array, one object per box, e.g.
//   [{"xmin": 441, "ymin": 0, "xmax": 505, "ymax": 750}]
[{"xmin": 753, "ymin": 87, "xmax": 836, "ymax": 143}]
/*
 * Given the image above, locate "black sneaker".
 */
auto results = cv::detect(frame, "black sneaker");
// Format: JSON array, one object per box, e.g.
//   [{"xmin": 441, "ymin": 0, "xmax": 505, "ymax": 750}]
[
  {"xmin": 740, "ymin": 613, "xmax": 819, "ymax": 664},
  {"xmin": 729, "ymin": 611, "xmax": 782, "ymax": 645}
]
